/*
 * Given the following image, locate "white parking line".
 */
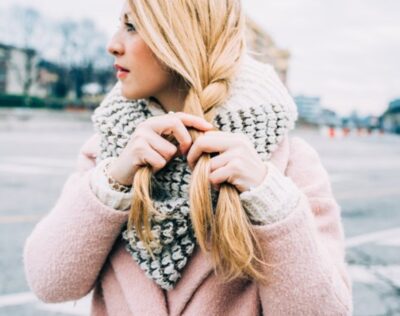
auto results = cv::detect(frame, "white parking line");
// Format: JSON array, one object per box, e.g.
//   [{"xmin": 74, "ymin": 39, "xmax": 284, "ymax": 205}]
[
  {"xmin": 348, "ymin": 264, "xmax": 400, "ymax": 287},
  {"xmin": 2, "ymin": 157, "xmax": 74, "ymax": 168},
  {"xmin": 337, "ymin": 187, "xmax": 400, "ymax": 200},
  {"xmin": 0, "ymin": 156, "xmax": 75, "ymax": 175},
  {"xmin": 35, "ymin": 294, "xmax": 92, "ymax": 316},
  {"xmin": 0, "ymin": 134, "xmax": 88, "ymax": 144},
  {"xmin": 0, "ymin": 292, "xmax": 91, "ymax": 315},
  {"xmin": 346, "ymin": 227, "xmax": 400, "ymax": 248},
  {"xmin": 0, "ymin": 163, "xmax": 67, "ymax": 175},
  {"xmin": 330, "ymin": 174, "xmax": 350, "ymax": 183},
  {"xmin": 0, "ymin": 215, "xmax": 44, "ymax": 224},
  {"xmin": 375, "ymin": 234, "xmax": 400, "ymax": 247},
  {"xmin": 0, "ymin": 292, "xmax": 37, "ymax": 307}
]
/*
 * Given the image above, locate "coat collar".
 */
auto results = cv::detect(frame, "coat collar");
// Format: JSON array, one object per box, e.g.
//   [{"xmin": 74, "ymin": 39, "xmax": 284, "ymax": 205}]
[{"xmin": 110, "ymin": 239, "xmax": 214, "ymax": 316}]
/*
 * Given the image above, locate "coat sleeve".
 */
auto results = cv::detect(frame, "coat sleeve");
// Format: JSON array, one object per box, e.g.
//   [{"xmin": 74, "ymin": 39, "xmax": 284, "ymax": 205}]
[
  {"xmin": 252, "ymin": 136, "xmax": 353, "ymax": 315},
  {"xmin": 23, "ymin": 134, "xmax": 129, "ymax": 303}
]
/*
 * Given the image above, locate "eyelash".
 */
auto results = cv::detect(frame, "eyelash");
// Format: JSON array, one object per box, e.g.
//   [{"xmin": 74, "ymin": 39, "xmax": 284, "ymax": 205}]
[{"xmin": 125, "ymin": 23, "xmax": 136, "ymax": 33}]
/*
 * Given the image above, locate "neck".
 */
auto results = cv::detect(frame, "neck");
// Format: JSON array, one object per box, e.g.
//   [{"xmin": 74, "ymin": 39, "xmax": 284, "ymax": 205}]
[{"xmin": 151, "ymin": 81, "xmax": 188, "ymax": 113}]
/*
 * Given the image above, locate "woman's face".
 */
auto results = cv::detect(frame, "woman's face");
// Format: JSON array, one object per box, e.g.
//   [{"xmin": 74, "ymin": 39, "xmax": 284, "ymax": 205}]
[{"xmin": 107, "ymin": 2, "xmax": 173, "ymax": 100}]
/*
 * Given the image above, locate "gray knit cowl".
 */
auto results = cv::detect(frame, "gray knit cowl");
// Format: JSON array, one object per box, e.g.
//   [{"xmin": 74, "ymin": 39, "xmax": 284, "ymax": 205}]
[{"xmin": 91, "ymin": 53, "xmax": 298, "ymax": 291}]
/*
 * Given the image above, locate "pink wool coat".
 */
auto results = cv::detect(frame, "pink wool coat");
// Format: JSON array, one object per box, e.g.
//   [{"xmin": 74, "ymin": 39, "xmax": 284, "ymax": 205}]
[{"xmin": 23, "ymin": 133, "xmax": 353, "ymax": 315}]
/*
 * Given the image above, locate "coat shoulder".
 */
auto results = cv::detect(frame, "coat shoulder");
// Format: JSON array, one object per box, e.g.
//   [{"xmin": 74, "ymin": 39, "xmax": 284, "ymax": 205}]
[
  {"xmin": 270, "ymin": 134, "xmax": 321, "ymax": 172},
  {"xmin": 76, "ymin": 133, "xmax": 101, "ymax": 172},
  {"xmin": 287, "ymin": 135, "xmax": 322, "ymax": 164}
]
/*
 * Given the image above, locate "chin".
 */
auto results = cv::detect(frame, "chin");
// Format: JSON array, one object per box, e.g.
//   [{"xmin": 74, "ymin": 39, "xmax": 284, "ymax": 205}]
[
  {"xmin": 120, "ymin": 84, "xmax": 136, "ymax": 99},
  {"xmin": 120, "ymin": 84, "xmax": 146, "ymax": 100}
]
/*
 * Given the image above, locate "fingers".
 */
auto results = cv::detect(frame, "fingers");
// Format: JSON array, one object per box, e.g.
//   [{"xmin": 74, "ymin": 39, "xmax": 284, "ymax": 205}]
[
  {"xmin": 208, "ymin": 152, "xmax": 233, "ymax": 191},
  {"xmin": 209, "ymin": 151, "xmax": 232, "ymax": 172},
  {"xmin": 187, "ymin": 132, "xmax": 236, "ymax": 169},
  {"xmin": 139, "ymin": 143, "xmax": 168, "ymax": 173},
  {"xmin": 209, "ymin": 165, "xmax": 231, "ymax": 187},
  {"xmin": 162, "ymin": 117, "xmax": 193, "ymax": 155},
  {"xmin": 113, "ymin": 112, "xmax": 213, "ymax": 180},
  {"xmin": 135, "ymin": 112, "xmax": 216, "ymax": 173},
  {"xmin": 147, "ymin": 112, "xmax": 214, "ymax": 155},
  {"xmin": 146, "ymin": 132, "xmax": 179, "ymax": 161},
  {"xmin": 173, "ymin": 112, "xmax": 215, "ymax": 154},
  {"xmin": 174, "ymin": 112, "xmax": 214, "ymax": 131}
]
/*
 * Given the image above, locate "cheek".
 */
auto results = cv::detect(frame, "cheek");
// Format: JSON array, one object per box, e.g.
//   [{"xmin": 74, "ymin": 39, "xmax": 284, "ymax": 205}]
[{"xmin": 123, "ymin": 38, "xmax": 172, "ymax": 99}]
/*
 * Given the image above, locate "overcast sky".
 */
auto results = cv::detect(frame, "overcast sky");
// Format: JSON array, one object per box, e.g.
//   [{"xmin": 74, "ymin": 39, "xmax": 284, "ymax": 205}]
[{"xmin": 1, "ymin": 0, "xmax": 399, "ymax": 116}]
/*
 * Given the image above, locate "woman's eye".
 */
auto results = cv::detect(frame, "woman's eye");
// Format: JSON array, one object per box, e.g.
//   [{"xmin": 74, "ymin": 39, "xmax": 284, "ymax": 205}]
[{"xmin": 125, "ymin": 23, "xmax": 136, "ymax": 32}]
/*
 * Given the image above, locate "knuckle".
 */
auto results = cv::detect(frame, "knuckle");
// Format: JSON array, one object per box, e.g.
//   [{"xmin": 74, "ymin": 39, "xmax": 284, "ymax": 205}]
[
  {"xmin": 165, "ymin": 145, "xmax": 177, "ymax": 157},
  {"xmin": 133, "ymin": 139, "xmax": 148, "ymax": 152},
  {"xmin": 228, "ymin": 174, "xmax": 237, "ymax": 183},
  {"xmin": 209, "ymin": 176, "xmax": 217, "ymax": 184},
  {"xmin": 135, "ymin": 145, "xmax": 147, "ymax": 157},
  {"xmin": 230, "ymin": 158, "xmax": 242, "ymax": 171},
  {"xmin": 132, "ymin": 128, "xmax": 147, "ymax": 139},
  {"xmin": 137, "ymin": 120, "xmax": 148, "ymax": 129},
  {"xmin": 131, "ymin": 132, "xmax": 141, "ymax": 141},
  {"xmin": 135, "ymin": 137, "xmax": 147, "ymax": 147},
  {"xmin": 196, "ymin": 135, "xmax": 206, "ymax": 147},
  {"xmin": 156, "ymin": 158, "xmax": 167, "ymax": 169},
  {"xmin": 182, "ymin": 137, "xmax": 192, "ymax": 148},
  {"xmin": 190, "ymin": 141, "xmax": 199, "ymax": 154},
  {"xmin": 170, "ymin": 116, "xmax": 181, "ymax": 125}
]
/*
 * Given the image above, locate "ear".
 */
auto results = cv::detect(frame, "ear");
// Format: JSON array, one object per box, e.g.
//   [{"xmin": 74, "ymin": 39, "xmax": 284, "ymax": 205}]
[{"xmin": 76, "ymin": 134, "xmax": 101, "ymax": 172}]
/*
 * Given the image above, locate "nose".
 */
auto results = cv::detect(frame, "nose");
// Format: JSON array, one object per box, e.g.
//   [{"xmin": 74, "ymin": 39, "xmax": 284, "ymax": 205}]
[{"xmin": 107, "ymin": 33, "xmax": 124, "ymax": 56}]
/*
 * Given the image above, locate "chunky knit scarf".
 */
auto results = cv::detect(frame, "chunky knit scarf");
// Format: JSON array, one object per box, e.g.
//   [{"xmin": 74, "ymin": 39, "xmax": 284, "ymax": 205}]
[{"xmin": 91, "ymin": 53, "xmax": 298, "ymax": 291}]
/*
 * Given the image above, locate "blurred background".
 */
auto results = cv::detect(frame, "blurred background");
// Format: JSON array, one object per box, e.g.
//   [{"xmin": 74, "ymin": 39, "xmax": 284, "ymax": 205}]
[{"xmin": 0, "ymin": 0, "xmax": 399, "ymax": 315}]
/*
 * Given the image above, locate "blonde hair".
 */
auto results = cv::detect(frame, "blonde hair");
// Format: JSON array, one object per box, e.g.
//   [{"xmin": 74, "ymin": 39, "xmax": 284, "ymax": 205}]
[{"xmin": 127, "ymin": 0, "xmax": 274, "ymax": 285}]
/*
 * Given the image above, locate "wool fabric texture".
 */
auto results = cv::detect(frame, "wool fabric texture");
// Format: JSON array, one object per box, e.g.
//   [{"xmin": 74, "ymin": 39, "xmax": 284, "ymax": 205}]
[
  {"xmin": 23, "ymin": 55, "xmax": 353, "ymax": 315},
  {"xmin": 91, "ymin": 53, "xmax": 298, "ymax": 291}
]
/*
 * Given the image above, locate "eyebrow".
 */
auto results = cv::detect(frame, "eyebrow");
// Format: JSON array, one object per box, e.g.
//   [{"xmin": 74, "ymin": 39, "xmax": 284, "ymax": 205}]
[{"xmin": 119, "ymin": 13, "xmax": 134, "ymax": 21}]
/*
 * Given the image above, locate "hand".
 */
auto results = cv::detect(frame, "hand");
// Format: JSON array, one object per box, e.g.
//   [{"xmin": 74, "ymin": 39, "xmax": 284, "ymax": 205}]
[
  {"xmin": 108, "ymin": 112, "xmax": 214, "ymax": 185},
  {"xmin": 186, "ymin": 131, "xmax": 268, "ymax": 193}
]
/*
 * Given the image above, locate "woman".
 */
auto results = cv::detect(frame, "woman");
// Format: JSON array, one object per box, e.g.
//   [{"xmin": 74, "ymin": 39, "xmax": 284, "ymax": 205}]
[{"xmin": 23, "ymin": 0, "xmax": 353, "ymax": 315}]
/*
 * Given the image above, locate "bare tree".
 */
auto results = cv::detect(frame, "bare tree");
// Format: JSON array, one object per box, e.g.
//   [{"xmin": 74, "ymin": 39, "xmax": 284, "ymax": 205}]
[
  {"xmin": 1, "ymin": 5, "xmax": 113, "ymax": 100},
  {"xmin": 5, "ymin": 7, "xmax": 40, "ymax": 96}
]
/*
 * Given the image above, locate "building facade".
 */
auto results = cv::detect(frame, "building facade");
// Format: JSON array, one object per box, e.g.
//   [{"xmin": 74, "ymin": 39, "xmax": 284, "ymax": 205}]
[
  {"xmin": 0, "ymin": 44, "xmax": 38, "ymax": 95},
  {"xmin": 0, "ymin": 44, "xmax": 60, "ymax": 97},
  {"xmin": 245, "ymin": 17, "xmax": 290, "ymax": 85},
  {"xmin": 294, "ymin": 95, "xmax": 322, "ymax": 124},
  {"xmin": 381, "ymin": 99, "xmax": 400, "ymax": 134}
]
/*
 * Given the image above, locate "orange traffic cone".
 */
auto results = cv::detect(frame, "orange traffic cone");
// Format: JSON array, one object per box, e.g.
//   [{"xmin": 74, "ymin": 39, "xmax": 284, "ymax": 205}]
[
  {"xmin": 328, "ymin": 126, "xmax": 335, "ymax": 138},
  {"xmin": 342, "ymin": 127, "xmax": 350, "ymax": 137}
]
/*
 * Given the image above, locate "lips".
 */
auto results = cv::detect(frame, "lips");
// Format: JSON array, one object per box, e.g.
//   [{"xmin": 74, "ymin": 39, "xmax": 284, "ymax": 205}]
[{"xmin": 114, "ymin": 64, "xmax": 130, "ymax": 72}]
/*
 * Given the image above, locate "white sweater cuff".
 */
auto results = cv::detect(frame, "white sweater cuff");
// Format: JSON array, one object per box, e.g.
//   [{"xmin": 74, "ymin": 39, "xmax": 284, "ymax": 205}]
[
  {"xmin": 89, "ymin": 157, "xmax": 133, "ymax": 211},
  {"xmin": 239, "ymin": 161, "xmax": 301, "ymax": 225}
]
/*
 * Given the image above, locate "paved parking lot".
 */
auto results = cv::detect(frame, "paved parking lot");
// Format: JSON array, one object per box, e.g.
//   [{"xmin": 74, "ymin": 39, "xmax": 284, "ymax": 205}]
[{"xmin": 0, "ymin": 108, "xmax": 399, "ymax": 315}]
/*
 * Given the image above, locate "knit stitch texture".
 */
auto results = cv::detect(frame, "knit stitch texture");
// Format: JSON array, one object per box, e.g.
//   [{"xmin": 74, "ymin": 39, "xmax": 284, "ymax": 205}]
[
  {"xmin": 90, "ymin": 53, "xmax": 299, "ymax": 290},
  {"xmin": 23, "ymin": 54, "xmax": 353, "ymax": 315}
]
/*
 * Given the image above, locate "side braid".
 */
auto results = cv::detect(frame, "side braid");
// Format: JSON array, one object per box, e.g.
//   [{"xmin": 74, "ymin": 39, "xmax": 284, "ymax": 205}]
[
  {"xmin": 184, "ymin": 69, "xmax": 270, "ymax": 284},
  {"xmin": 126, "ymin": 0, "xmax": 274, "ymax": 285}
]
